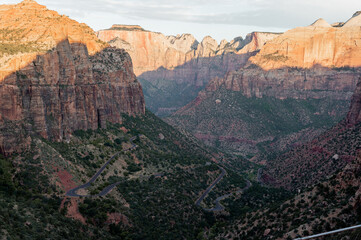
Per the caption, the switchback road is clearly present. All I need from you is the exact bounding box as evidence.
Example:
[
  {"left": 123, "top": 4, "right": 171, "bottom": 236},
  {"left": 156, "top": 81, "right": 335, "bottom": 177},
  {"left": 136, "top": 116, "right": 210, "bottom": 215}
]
[
  {"left": 66, "top": 136, "right": 138, "bottom": 197},
  {"left": 195, "top": 165, "right": 252, "bottom": 212},
  {"left": 195, "top": 166, "right": 226, "bottom": 206}
]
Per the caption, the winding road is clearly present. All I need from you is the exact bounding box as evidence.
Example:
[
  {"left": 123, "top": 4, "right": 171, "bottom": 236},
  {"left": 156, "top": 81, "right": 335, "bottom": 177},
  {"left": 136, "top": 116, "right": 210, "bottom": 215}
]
[
  {"left": 66, "top": 136, "right": 138, "bottom": 197},
  {"left": 203, "top": 180, "right": 251, "bottom": 211},
  {"left": 257, "top": 168, "right": 263, "bottom": 183},
  {"left": 195, "top": 165, "right": 252, "bottom": 211},
  {"left": 195, "top": 166, "right": 226, "bottom": 206}
]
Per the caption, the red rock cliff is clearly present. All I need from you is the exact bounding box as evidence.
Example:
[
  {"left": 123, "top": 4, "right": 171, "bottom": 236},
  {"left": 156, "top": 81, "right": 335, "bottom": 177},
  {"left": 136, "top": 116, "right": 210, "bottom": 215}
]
[{"left": 0, "top": 0, "right": 145, "bottom": 155}]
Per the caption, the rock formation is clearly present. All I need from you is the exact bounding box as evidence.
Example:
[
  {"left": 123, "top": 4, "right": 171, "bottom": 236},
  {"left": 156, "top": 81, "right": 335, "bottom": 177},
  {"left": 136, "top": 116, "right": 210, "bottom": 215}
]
[
  {"left": 0, "top": 1, "right": 145, "bottom": 155},
  {"left": 97, "top": 27, "right": 281, "bottom": 115},
  {"left": 310, "top": 18, "right": 332, "bottom": 27}
]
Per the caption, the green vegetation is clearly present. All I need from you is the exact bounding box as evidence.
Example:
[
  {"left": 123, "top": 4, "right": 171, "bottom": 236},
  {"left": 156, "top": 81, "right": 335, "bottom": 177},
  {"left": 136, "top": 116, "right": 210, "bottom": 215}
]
[
  {"left": 0, "top": 151, "right": 121, "bottom": 239},
  {"left": 2, "top": 107, "right": 355, "bottom": 239},
  {"left": 0, "top": 42, "right": 46, "bottom": 57},
  {"left": 167, "top": 88, "right": 349, "bottom": 156},
  {"left": 109, "top": 26, "right": 146, "bottom": 32},
  {"left": 0, "top": 110, "right": 252, "bottom": 239},
  {"left": 0, "top": 155, "right": 14, "bottom": 193},
  {"left": 263, "top": 51, "right": 289, "bottom": 62}
]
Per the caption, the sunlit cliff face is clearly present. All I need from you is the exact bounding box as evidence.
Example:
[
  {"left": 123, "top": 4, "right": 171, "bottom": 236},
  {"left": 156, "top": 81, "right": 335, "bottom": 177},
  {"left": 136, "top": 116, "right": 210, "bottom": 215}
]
[
  {"left": 250, "top": 16, "right": 361, "bottom": 71},
  {"left": 0, "top": 0, "right": 108, "bottom": 81}
]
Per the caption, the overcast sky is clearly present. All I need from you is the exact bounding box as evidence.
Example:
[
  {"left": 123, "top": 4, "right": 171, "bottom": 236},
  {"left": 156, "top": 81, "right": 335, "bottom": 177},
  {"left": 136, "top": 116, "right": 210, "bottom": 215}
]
[{"left": 2, "top": 0, "right": 360, "bottom": 42}]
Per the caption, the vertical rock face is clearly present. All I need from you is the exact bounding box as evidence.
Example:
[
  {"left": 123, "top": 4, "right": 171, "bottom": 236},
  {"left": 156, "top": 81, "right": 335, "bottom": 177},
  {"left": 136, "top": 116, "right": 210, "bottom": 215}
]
[
  {"left": 346, "top": 78, "right": 361, "bottom": 125},
  {"left": 0, "top": 1, "right": 145, "bottom": 155},
  {"left": 97, "top": 26, "right": 281, "bottom": 81},
  {"left": 179, "top": 12, "right": 361, "bottom": 101},
  {"left": 97, "top": 26, "right": 280, "bottom": 115}
]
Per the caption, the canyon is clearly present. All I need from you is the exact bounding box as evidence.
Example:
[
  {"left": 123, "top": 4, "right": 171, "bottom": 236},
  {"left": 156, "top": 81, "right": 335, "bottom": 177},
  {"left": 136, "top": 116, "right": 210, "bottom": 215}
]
[
  {"left": 2, "top": 1, "right": 361, "bottom": 239},
  {"left": 168, "top": 13, "right": 361, "bottom": 156}
]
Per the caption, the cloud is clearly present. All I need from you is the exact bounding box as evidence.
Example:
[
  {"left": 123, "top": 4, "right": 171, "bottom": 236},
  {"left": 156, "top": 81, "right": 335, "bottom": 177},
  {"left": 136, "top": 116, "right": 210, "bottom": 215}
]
[
  {"left": 3, "top": 0, "right": 358, "bottom": 28},
  {"left": 52, "top": 0, "right": 358, "bottom": 27}
]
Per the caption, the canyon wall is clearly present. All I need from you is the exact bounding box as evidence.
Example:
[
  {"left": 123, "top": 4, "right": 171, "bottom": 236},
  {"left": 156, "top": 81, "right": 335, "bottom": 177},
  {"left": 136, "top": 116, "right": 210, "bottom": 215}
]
[
  {"left": 193, "top": 15, "right": 361, "bottom": 101},
  {"left": 97, "top": 26, "right": 281, "bottom": 78},
  {"left": 97, "top": 27, "right": 281, "bottom": 115},
  {"left": 0, "top": 0, "right": 145, "bottom": 155}
]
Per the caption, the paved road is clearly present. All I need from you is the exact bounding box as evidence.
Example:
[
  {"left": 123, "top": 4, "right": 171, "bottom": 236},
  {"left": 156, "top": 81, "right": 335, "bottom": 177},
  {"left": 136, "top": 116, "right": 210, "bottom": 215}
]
[
  {"left": 203, "top": 180, "right": 251, "bottom": 211},
  {"left": 195, "top": 165, "right": 252, "bottom": 212},
  {"left": 257, "top": 168, "right": 263, "bottom": 183},
  {"left": 195, "top": 166, "right": 226, "bottom": 206},
  {"left": 66, "top": 136, "right": 138, "bottom": 197}
]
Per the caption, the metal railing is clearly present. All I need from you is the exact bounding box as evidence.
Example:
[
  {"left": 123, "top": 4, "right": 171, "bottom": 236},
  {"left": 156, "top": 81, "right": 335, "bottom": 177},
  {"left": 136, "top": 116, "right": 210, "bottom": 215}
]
[{"left": 294, "top": 224, "right": 361, "bottom": 240}]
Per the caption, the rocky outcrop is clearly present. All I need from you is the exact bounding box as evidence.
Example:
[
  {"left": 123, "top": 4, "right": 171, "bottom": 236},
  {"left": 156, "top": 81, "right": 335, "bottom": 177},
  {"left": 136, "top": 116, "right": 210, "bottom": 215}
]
[
  {"left": 0, "top": 1, "right": 145, "bottom": 155},
  {"left": 97, "top": 27, "right": 252, "bottom": 85},
  {"left": 238, "top": 32, "right": 282, "bottom": 54},
  {"left": 343, "top": 10, "right": 361, "bottom": 27}
]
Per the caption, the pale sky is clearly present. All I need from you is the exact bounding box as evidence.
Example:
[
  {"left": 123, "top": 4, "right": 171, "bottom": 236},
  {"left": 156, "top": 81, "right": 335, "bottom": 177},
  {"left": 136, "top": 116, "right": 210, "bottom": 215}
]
[{"left": 2, "top": 0, "right": 360, "bottom": 42}]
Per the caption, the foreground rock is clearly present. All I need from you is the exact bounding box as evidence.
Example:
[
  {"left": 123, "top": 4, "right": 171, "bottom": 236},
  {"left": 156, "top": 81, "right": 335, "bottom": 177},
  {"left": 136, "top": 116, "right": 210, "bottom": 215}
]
[{"left": 0, "top": 0, "right": 145, "bottom": 155}]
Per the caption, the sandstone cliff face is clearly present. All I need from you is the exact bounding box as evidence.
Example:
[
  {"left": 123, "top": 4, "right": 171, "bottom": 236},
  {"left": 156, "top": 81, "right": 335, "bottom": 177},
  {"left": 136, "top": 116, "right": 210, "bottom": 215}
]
[
  {"left": 177, "top": 13, "right": 361, "bottom": 103},
  {"left": 249, "top": 17, "right": 361, "bottom": 70},
  {"left": 0, "top": 1, "right": 145, "bottom": 155},
  {"left": 137, "top": 32, "right": 282, "bottom": 88},
  {"left": 97, "top": 27, "right": 280, "bottom": 115},
  {"left": 97, "top": 27, "right": 280, "bottom": 82}
]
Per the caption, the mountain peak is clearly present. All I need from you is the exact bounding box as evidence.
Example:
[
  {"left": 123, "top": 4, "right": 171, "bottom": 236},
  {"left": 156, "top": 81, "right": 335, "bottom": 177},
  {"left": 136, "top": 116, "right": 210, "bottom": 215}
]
[
  {"left": 0, "top": 0, "right": 106, "bottom": 56},
  {"left": 310, "top": 18, "right": 331, "bottom": 27},
  {"left": 22, "top": 0, "right": 37, "bottom": 3},
  {"left": 15, "top": 0, "right": 46, "bottom": 9},
  {"left": 19, "top": 0, "right": 42, "bottom": 6},
  {"left": 352, "top": 11, "right": 361, "bottom": 17},
  {"left": 343, "top": 11, "right": 361, "bottom": 27}
]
